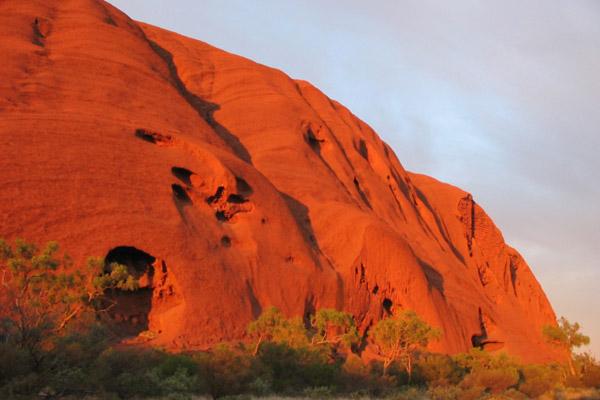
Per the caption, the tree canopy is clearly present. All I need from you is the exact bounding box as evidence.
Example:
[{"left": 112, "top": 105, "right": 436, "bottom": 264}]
[
  {"left": 0, "top": 238, "right": 137, "bottom": 366},
  {"left": 543, "top": 316, "right": 590, "bottom": 375},
  {"left": 372, "top": 309, "right": 441, "bottom": 379},
  {"left": 311, "top": 308, "right": 359, "bottom": 348}
]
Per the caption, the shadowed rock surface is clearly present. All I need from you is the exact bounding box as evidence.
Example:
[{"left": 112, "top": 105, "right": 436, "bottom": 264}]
[{"left": 0, "top": 0, "right": 561, "bottom": 362}]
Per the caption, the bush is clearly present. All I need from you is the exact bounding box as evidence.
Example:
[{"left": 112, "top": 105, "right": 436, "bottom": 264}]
[
  {"left": 257, "top": 342, "right": 340, "bottom": 393},
  {"left": 0, "top": 342, "right": 32, "bottom": 385},
  {"left": 461, "top": 366, "right": 519, "bottom": 394},
  {"left": 414, "top": 353, "right": 463, "bottom": 387},
  {"left": 93, "top": 347, "right": 205, "bottom": 398},
  {"left": 518, "top": 364, "right": 563, "bottom": 397},
  {"left": 194, "top": 344, "right": 259, "bottom": 398},
  {"left": 576, "top": 353, "right": 600, "bottom": 389}
]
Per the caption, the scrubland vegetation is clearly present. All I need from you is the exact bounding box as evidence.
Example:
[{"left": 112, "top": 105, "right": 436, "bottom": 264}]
[{"left": 1, "top": 239, "right": 599, "bottom": 399}]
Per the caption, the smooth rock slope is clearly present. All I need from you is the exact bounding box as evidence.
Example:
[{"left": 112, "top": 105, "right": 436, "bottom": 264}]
[{"left": 0, "top": 0, "right": 561, "bottom": 362}]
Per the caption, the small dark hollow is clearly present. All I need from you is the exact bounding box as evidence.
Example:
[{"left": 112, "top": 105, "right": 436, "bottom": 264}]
[
  {"left": 357, "top": 139, "right": 369, "bottom": 161},
  {"left": 471, "top": 334, "right": 485, "bottom": 349},
  {"left": 382, "top": 298, "right": 393, "bottom": 315},
  {"left": 285, "top": 255, "right": 294, "bottom": 263},
  {"left": 235, "top": 177, "right": 253, "bottom": 196},
  {"left": 104, "top": 15, "right": 117, "bottom": 26},
  {"left": 171, "top": 184, "right": 192, "bottom": 204},
  {"left": 207, "top": 186, "right": 225, "bottom": 204},
  {"left": 171, "top": 167, "right": 194, "bottom": 186},
  {"left": 227, "top": 193, "right": 247, "bottom": 204},
  {"left": 221, "top": 235, "right": 231, "bottom": 248},
  {"left": 261, "top": 217, "right": 268, "bottom": 224},
  {"left": 305, "top": 128, "right": 324, "bottom": 151},
  {"left": 215, "top": 210, "right": 228, "bottom": 221},
  {"left": 135, "top": 129, "right": 173, "bottom": 146},
  {"left": 372, "top": 285, "right": 379, "bottom": 295},
  {"left": 135, "top": 128, "right": 157, "bottom": 143}
]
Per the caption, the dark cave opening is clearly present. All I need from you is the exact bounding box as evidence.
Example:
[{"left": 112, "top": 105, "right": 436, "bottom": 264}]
[
  {"left": 382, "top": 298, "right": 393, "bottom": 315},
  {"left": 103, "top": 246, "right": 156, "bottom": 337},
  {"left": 172, "top": 183, "right": 192, "bottom": 204},
  {"left": 305, "top": 128, "right": 324, "bottom": 152},
  {"left": 171, "top": 166, "right": 194, "bottom": 186}
]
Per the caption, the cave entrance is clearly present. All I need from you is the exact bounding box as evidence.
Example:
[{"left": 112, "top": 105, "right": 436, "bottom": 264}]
[
  {"left": 103, "top": 246, "right": 156, "bottom": 337},
  {"left": 382, "top": 298, "right": 393, "bottom": 316}
]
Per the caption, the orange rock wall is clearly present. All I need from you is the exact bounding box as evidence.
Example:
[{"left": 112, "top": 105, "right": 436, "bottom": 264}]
[{"left": 0, "top": 0, "right": 561, "bottom": 362}]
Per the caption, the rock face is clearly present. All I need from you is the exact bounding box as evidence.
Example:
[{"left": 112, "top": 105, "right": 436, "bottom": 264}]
[{"left": 0, "top": 0, "right": 561, "bottom": 362}]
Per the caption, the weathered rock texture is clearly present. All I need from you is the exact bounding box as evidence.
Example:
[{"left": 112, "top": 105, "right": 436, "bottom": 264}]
[{"left": 0, "top": 0, "right": 561, "bottom": 362}]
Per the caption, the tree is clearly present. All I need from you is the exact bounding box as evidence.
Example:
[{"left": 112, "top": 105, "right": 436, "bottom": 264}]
[
  {"left": 543, "top": 316, "right": 590, "bottom": 376},
  {"left": 246, "top": 307, "right": 308, "bottom": 355},
  {"left": 371, "top": 309, "right": 441, "bottom": 380},
  {"left": 0, "top": 238, "right": 137, "bottom": 367},
  {"left": 310, "top": 308, "right": 359, "bottom": 348}
]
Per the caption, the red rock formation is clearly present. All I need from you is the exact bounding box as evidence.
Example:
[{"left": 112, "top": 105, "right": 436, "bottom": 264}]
[{"left": 0, "top": 0, "right": 561, "bottom": 362}]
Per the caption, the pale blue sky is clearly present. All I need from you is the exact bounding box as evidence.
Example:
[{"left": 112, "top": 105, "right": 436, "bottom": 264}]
[{"left": 109, "top": 0, "right": 600, "bottom": 357}]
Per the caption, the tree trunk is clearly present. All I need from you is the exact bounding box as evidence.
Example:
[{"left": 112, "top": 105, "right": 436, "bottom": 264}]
[
  {"left": 383, "top": 358, "right": 391, "bottom": 376},
  {"left": 252, "top": 334, "right": 263, "bottom": 356},
  {"left": 568, "top": 356, "right": 576, "bottom": 376}
]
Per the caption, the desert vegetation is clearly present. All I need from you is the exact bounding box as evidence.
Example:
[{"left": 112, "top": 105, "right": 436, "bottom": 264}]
[{"left": 1, "top": 239, "right": 599, "bottom": 399}]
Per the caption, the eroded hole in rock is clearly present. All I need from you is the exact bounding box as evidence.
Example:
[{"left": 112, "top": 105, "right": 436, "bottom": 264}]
[
  {"left": 171, "top": 167, "right": 194, "bottom": 185},
  {"left": 382, "top": 298, "right": 393, "bottom": 315},
  {"left": 103, "top": 247, "right": 156, "bottom": 337},
  {"left": 372, "top": 285, "right": 379, "bottom": 295},
  {"left": 104, "top": 15, "right": 117, "bottom": 26},
  {"left": 353, "top": 177, "right": 372, "bottom": 208},
  {"left": 215, "top": 210, "right": 227, "bottom": 221},
  {"left": 135, "top": 129, "right": 173, "bottom": 146},
  {"left": 206, "top": 186, "right": 253, "bottom": 222},
  {"left": 235, "top": 177, "right": 253, "bottom": 196},
  {"left": 221, "top": 235, "right": 231, "bottom": 247},
  {"left": 206, "top": 186, "right": 225, "bottom": 204},
  {"left": 356, "top": 139, "right": 369, "bottom": 161},
  {"left": 227, "top": 194, "right": 247, "bottom": 204},
  {"left": 171, "top": 184, "right": 192, "bottom": 204},
  {"left": 32, "top": 17, "right": 51, "bottom": 47},
  {"left": 305, "top": 127, "right": 324, "bottom": 152},
  {"left": 471, "top": 307, "right": 488, "bottom": 349}
]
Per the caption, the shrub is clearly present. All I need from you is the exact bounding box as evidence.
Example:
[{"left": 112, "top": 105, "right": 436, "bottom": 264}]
[
  {"left": 0, "top": 342, "right": 31, "bottom": 385},
  {"left": 257, "top": 342, "right": 339, "bottom": 393},
  {"left": 194, "top": 344, "right": 259, "bottom": 398},
  {"left": 518, "top": 364, "right": 563, "bottom": 397},
  {"left": 414, "top": 352, "right": 463, "bottom": 387},
  {"left": 454, "top": 349, "right": 519, "bottom": 394}
]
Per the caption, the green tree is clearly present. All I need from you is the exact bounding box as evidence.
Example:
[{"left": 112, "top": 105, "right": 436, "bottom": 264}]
[
  {"left": 247, "top": 306, "right": 308, "bottom": 355},
  {"left": 0, "top": 238, "right": 137, "bottom": 367},
  {"left": 311, "top": 308, "right": 359, "bottom": 348},
  {"left": 543, "top": 316, "right": 590, "bottom": 376},
  {"left": 371, "top": 309, "right": 441, "bottom": 380}
]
